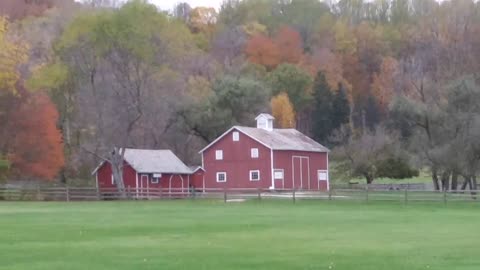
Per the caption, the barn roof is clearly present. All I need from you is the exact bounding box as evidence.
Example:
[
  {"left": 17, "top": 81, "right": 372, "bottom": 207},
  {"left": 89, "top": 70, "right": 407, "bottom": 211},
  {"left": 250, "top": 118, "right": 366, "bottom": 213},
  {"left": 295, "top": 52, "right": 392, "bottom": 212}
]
[
  {"left": 92, "top": 149, "right": 193, "bottom": 175},
  {"left": 199, "top": 126, "right": 330, "bottom": 153}
]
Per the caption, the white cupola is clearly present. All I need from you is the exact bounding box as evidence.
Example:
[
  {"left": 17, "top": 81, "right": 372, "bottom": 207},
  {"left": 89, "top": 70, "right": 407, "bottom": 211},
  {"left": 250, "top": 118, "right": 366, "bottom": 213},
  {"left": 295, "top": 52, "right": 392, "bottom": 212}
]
[{"left": 255, "top": 113, "right": 274, "bottom": 131}]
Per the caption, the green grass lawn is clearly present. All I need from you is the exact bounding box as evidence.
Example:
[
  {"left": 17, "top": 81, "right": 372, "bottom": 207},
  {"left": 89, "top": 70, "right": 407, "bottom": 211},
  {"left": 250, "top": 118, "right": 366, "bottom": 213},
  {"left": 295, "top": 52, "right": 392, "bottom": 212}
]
[{"left": 1, "top": 200, "right": 479, "bottom": 270}]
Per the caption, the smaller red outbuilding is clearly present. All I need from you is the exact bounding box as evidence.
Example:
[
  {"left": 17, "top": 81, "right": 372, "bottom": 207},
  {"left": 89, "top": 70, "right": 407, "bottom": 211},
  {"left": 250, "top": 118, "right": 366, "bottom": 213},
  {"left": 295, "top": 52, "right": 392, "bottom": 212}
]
[{"left": 92, "top": 149, "right": 203, "bottom": 196}]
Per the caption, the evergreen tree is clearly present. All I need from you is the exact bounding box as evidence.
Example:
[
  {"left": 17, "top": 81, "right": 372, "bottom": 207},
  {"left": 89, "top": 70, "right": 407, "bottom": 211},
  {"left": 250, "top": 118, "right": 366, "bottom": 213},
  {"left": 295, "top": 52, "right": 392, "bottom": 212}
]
[
  {"left": 364, "top": 94, "right": 381, "bottom": 131},
  {"left": 311, "top": 71, "right": 334, "bottom": 143},
  {"left": 331, "top": 82, "right": 350, "bottom": 131}
]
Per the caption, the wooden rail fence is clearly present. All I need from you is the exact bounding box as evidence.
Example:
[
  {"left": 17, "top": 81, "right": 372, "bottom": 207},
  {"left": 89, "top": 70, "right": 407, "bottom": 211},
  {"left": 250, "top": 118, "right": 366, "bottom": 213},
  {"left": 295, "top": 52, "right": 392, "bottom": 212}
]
[{"left": 0, "top": 186, "right": 479, "bottom": 203}]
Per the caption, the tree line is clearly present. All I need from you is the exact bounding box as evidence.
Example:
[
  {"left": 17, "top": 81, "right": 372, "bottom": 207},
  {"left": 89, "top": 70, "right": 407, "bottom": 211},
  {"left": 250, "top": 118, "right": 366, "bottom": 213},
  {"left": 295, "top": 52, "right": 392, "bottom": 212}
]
[{"left": 1, "top": 0, "right": 480, "bottom": 191}]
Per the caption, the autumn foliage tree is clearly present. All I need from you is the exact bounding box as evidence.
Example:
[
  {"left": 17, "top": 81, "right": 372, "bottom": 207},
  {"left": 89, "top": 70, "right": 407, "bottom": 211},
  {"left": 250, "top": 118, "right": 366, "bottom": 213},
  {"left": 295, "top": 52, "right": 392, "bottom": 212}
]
[
  {"left": 274, "top": 26, "right": 304, "bottom": 64},
  {"left": 245, "top": 26, "right": 304, "bottom": 70},
  {"left": 0, "top": 17, "right": 28, "bottom": 94},
  {"left": 9, "top": 92, "right": 64, "bottom": 180},
  {"left": 0, "top": 0, "right": 56, "bottom": 21},
  {"left": 271, "top": 92, "right": 296, "bottom": 128},
  {"left": 245, "top": 34, "right": 280, "bottom": 70}
]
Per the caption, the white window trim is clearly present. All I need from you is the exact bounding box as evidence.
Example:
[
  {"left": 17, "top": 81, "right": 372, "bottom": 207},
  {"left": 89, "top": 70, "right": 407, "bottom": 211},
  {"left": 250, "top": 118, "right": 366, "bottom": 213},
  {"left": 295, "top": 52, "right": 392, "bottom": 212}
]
[
  {"left": 111, "top": 174, "right": 114, "bottom": 185},
  {"left": 249, "top": 170, "right": 260, "bottom": 181},
  {"left": 273, "top": 169, "right": 284, "bottom": 180},
  {"left": 216, "top": 172, "right": 227, "bottom": 182},
  {"left": 215, "top": 150, "right": 223, "bottom": 160},
  {"left": 317, "top": 170, "right": 328, "bottom": 181},
  {"left": 151, "top": 177, "right": 159, "bottom": 184},
  {"left": 233, "top": 131, "right": 239, "bottom": 141},
  {"left": 251, "top": 148, "right": 259, "bottom": 159}
]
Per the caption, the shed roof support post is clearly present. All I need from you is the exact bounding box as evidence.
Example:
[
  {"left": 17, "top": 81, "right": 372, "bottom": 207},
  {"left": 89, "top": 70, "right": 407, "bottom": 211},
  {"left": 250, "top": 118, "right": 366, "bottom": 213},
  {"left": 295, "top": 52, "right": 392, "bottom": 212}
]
[
  {"left": 270, "top": 148, "right": 274, "bottom": 190},
  {"left": 66, "top": 187, "right": 70, "bottom": 202}
]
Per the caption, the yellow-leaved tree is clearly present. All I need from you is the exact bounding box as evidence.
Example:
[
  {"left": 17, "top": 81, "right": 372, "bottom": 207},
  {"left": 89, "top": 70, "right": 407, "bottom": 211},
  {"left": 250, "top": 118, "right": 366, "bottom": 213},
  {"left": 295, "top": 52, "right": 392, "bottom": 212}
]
[
  {"left": 271, "top": 92, "right": 296, "bottom": 128},
  {"left": 0, "top": 16, "right": 28, "bottom": 94}
]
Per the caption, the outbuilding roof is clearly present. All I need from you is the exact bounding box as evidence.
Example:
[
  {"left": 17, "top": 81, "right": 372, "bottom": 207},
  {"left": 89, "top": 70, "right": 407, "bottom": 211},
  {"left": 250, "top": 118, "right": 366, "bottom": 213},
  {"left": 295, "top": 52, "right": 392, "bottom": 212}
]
[
  {"left": 123, "top": 149, "right": 192, "bottom": 174},
  {"left": 199, "top": 126, "right": 330, "bottom": 153},
  {"left": 92, "top": 148, "right": 193, "bottom": 175}
]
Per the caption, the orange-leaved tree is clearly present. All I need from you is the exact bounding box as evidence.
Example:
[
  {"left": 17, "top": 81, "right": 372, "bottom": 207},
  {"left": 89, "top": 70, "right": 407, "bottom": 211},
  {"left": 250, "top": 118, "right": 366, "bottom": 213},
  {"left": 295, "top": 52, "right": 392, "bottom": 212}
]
[
  {"left": 271, "top": 92, "right": 296, "bottom": 128},
  {"left": 9, "top": 92, "right": 64, "bottom": 180},
  {"left": 274, "top": 26, "right": 303, "bottom": 65},
  {"left": 245, "top": 34, "right": 280, "bottom": 70}
]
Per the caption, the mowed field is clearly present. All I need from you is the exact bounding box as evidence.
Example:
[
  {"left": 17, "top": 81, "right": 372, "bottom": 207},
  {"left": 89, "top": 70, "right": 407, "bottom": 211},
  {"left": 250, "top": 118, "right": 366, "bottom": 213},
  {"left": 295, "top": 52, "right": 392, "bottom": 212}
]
[{"left": 1, "top": 200, "right": 480, "bottom": 270}]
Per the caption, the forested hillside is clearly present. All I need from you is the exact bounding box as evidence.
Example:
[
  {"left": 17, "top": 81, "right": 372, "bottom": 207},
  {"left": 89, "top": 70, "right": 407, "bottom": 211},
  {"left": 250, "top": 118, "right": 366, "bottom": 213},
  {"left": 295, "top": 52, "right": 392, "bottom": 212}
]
[{"left": 1, "top": 0, "right": 480, "bottom": 190}]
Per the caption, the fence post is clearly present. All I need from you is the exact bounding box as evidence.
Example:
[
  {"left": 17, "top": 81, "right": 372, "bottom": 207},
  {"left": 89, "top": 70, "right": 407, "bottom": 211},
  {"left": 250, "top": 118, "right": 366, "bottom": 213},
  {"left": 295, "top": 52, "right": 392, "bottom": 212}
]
[
  {"left": 257, "top": 188, "right": 261, "bottom": 201},
  {"left": 65, "top": 187, "right": 70, "bottom": 202},
  {"left": 444, "top": 189, "right": 447, "bottom": 205},
  {"left": 224, "top": 189, "right": 227, "bottom": 203},
  {"left": 36, "top": 186, "right": 41, "bottom": 201},
  {"left": 293, "top": 189, "right": 296, "bottom": 204},
  {"left": 365, "top": 185, "right": 369, "bottom": 203},
  {"left": 147, "top": 185, "right": 150, "bottom": 200},
  {"left": 96, "top": 186, "right": 101, "bottom": 201},
  {"left": 404, "top": 188, "right": 408, "bottom": 205},
  {"left": 328, "top": 188, "right": 332, "bottom": 201},
  {"left": 159, "top": 187, "right": 162, "bottom": 199},
  {"left": 127, "top": 186, "right": 131, "bottom": 200}
]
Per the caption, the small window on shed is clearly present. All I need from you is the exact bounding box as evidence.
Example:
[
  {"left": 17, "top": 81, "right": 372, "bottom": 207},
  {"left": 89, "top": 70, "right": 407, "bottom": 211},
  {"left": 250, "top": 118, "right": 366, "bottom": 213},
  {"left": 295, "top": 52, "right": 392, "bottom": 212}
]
[
  {"left": 251, "top": 148, "right": 259, "bottom": 158},
  {"left": 216, "top": 172, "right": 227, "bottom": 182},
  {"left": 215, "top": 150, "right": 223, "bottom": 160},
  {"left": 151, "top": 173, "right": 161, "bottom": 184},
  {"left": 233, "top": 131, "right": 239, "bottom": 141}
]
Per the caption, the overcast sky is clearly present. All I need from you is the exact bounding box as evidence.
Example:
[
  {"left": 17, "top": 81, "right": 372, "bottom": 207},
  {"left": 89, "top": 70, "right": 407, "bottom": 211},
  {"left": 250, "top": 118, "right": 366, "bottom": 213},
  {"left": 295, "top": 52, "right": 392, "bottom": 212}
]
[{"left": 150, "top": 0, "right": 223, "bottom": 11}]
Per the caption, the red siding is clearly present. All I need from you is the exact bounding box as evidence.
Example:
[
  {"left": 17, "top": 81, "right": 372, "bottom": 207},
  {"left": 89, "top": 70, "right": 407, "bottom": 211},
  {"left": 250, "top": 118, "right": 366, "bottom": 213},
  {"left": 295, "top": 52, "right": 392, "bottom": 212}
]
[
  {"left": 273, "top": 150, "right": 328, "bottom": 190},
  {"left": 97, "top": 161, "right": 137, "bottom": 190},
  {"left": 96, "top": 162, "right": 191, "bottom": 193},
  {"left": 137, "top": 173, "right": 189, "bottom": 190},
  {"left": 203, "top": 129, "right": 272, "bottom": 189},
  {"left": 190, "top": 169, "right": 205, "bottom": 190}
]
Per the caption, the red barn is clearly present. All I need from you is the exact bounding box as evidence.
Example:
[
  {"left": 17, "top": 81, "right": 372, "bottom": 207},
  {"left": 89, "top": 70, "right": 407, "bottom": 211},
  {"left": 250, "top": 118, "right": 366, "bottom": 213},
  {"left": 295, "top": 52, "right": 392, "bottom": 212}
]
[
  {"left": 92, "top": 149, "right": 202, "bottom": 196},
  {"left": 200, "top": 114, "right": 330, "bottom": 191}
]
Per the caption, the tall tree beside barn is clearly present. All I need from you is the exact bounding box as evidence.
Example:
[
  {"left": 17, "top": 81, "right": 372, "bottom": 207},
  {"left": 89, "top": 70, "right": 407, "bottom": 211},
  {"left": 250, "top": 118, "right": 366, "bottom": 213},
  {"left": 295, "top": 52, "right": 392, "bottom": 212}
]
[
  {"left": 311, "top": 71, "right": 334, "bottom": 144},
  {"left": 331, "top": 83, "right": 350, "bottom": 137},
  {"left": 267, "top": 64, "right": 313, "bottom": 114},
  {"left": 9, "top": 92, "right": 64, "bottom": 180},
  {"left": 271, "top": 92, "right": 296, "bottom": 128},
  {"left": 50, "top": 1, "right": 197, "bottom": 193},
  {"left": 179, "top": 75, "right": 270, "bottom": 143}
]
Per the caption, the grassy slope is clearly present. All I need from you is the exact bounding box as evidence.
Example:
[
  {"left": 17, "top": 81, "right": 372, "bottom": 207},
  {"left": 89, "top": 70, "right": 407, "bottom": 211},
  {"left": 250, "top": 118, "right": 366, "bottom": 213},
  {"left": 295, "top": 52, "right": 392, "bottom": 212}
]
[{"left": 0, "top": 200, "right": 479, "bottom": 270}]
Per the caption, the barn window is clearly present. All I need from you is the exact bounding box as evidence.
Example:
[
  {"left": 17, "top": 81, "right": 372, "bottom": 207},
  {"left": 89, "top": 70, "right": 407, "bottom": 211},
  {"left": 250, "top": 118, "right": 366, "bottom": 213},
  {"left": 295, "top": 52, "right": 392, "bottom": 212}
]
[
  {"left": 215, "top": 150, "right": 223, "bottom": 160},
  {"left": 151, "top": 173, "right": 161, "bottom": 184},
  {"left": 251, "top": 148, "right": 259, "bottom": 158},
  {"left": 232, "top": 131, "right": 239, "bottom": 141},
  {"left": 250, "top": 170, "right": 260, "bottom": 181},
  {"left": 274, "top": 169, "right": 284, "bottom": 180},
  {"left": 216, "top": 172, "right": 227, "bottom": 182},
  {"left": 318, "top": 170, "right": 328, "bottom": 181}
]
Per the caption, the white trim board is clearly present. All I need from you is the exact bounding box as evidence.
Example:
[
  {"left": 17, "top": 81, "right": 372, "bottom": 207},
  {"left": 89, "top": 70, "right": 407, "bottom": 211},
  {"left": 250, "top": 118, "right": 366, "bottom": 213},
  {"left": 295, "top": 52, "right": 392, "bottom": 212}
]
[{"left": 199, "top": 126, "right": 271, "bottom": 153}]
